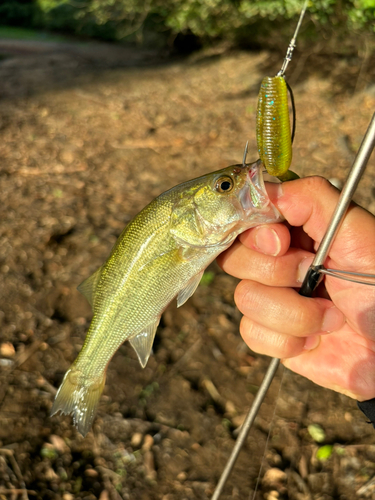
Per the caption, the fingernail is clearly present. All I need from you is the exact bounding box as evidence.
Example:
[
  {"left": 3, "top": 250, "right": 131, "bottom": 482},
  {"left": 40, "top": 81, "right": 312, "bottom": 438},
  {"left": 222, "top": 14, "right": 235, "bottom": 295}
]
[
  {"left": 322, "top": 306, "right": 345, "bottom": 332},
  {"left": 255, "top": 227, "right": 281, "bottom": 256},
  {"left": 276, "top": 183, "right": 284, "bottom": 199},
  {"left": 297, "top": 257, "right": 314, "bottom": 283},
  {"left": 304, "top": 336, "right": 320, "bottom": 351}
]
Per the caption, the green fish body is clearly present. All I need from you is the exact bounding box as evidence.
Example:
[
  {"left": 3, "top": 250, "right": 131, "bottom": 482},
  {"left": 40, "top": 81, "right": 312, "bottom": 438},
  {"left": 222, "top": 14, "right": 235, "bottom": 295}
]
[{"left": 51, "top": 160, "right": 281, "bottom": 435}]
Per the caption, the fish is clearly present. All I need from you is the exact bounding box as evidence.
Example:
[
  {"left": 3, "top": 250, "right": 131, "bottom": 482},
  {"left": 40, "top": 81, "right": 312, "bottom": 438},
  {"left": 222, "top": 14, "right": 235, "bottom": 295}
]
[{"left": 51, "top": 159, "right": 282, "bottom": 436}]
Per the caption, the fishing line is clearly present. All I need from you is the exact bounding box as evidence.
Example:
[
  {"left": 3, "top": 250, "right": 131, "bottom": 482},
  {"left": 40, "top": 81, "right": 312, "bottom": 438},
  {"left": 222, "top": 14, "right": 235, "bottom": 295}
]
[
  {"left": 276, "top": 0, "right": 307, "bottom": 148},
  {"left": 250, "top": 365, "right": 287, "bottom": 500},
  {"left": 212, "top": 5, "right": 309, "bottom": 498},
  {"left": 319, "top": 268, "right": 375, "bottom": 286},
  {"left": 277, "top": 0, "right": 308, "bottom": 78}
]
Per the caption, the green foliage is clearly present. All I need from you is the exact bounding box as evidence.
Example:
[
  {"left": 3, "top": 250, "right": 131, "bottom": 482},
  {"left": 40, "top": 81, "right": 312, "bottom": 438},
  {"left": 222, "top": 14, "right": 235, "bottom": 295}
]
[
  {"left": 37, "top": 0, "right": 119, "bottom": 40},
  {"left": 139, "top": 381, "right": 159, "bottom": 399},
  {"left": 335, "top": 445, "right": 346, "bottom": 455},
  {"left": 0, "top": 26, "right": 66, "bottom": 41},
  {"left": 62, "top": 0, "right": 375, "bottom": 39},
  {"left": 0, "top": 0, "right": 373, "bottom": 46},
  {"left": 40, "top": 445, "right": 58, "bottom": 460},
  {"left": 316, "top": 444, "right": 333, "bottom": 461},
  {"left": 307, "top": 423, "right": 326, "bottom": 443},
  {"left": 200, "top": 270, "right": 215, "bottom": 286}
]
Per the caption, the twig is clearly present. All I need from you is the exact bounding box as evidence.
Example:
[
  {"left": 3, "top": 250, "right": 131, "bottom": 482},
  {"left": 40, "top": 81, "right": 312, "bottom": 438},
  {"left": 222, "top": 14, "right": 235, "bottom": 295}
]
[
  {"left": 0, "top": 489, "right": 36, "bottom": 496},
  {"left": 36, "top": 373, "right": 57, "bottom": 396},
  {"left": 202, "top": 379, "right": 225, "bottom": 407},
  {"left": 96, "top": 466, "right": 122, "bottom": 500},
  {"left": 357, "top": 475, "right": 375, "bottom": 496},
  {"left": 0, "top": 449, "right": 29, "bottom": 500},
  {"left": 13, "top": 340, "right": 43, "bottom": 370},
  {"left": 354, "top": 36, "right": 371, "bottom": 94},
  {"left": 288, "top": 470, "right": 312, "bottom": 500}
]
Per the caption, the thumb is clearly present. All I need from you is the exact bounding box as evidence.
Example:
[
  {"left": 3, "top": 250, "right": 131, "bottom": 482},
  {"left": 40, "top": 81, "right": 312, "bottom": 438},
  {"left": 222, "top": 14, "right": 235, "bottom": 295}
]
[
  {"left": 265, "top": 176, "right": 340, "bottom": 243},
  {"left": 238, "top": 224, "right": 290, "bottom": 256}
]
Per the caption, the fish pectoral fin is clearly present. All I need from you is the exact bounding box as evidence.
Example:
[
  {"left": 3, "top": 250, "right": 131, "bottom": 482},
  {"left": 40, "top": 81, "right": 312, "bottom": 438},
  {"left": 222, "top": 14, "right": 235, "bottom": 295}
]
[
  {"left": 77, "top": 266, "right": 102, "bottom": 308},
  {"left": 177, "top": 271, "right": 204, "bottom": 308},
  {"left": 130, "top": 319, "right": 160, "bottom": 368}
]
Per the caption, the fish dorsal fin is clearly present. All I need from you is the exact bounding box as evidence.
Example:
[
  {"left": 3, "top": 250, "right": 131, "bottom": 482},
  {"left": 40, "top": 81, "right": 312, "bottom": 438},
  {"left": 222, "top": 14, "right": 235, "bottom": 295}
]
[
  {"left": 129, "top": 319, "right": 160, "bottom": 368},
  {"left": 77, "top": 266, "right": 102, "bottom": 308},
  {"left": 177, "top": 271, "right": 204, "bottom": 308}
]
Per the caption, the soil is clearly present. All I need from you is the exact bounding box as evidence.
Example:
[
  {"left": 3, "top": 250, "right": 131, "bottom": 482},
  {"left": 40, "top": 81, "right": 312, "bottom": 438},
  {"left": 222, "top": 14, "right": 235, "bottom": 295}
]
[{"left": 0, "top": 37, "right": 375, "bottom": 500}]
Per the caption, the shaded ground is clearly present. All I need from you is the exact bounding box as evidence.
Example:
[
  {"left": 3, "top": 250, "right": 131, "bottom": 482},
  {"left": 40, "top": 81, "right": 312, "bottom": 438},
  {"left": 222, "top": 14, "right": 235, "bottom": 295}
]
[{"left": 0, "top": 37, "right": 375, "bottom": 500}]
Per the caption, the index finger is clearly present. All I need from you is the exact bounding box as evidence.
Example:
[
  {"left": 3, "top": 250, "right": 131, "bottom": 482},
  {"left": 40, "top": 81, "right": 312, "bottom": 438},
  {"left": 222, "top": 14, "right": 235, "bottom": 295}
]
[{"left": 266, "top": 176, "right": 375, "bottom": 272}]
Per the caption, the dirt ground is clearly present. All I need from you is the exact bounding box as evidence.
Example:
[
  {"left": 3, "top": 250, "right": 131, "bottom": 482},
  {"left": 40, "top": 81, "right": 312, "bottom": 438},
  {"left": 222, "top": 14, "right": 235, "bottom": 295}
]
[{"left": 0, "top": 37, "right": 375, "bottom": 500}]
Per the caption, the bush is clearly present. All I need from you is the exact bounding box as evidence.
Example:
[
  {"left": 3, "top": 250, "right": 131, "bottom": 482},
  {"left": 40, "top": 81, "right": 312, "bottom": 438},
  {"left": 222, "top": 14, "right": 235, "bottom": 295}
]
[
  {"left": 1, "top": 0, "right": 374, "bottom": 48},
  {"left": 0, "top": 1, "right": 36, "bottom": 27}
]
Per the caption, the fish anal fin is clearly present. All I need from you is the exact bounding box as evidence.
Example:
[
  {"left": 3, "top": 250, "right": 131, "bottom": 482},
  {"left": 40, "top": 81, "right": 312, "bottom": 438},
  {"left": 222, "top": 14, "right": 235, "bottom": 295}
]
[
  {"left": 77, "top": 266, "right": 102, "bottom": 308},
  {"left": 51, "top": 366, "right": 106, "bottom": 437},
  {"left": 177, "top": 271, "right": 204, "bottom": 308},
  {"left": 130, "top": 319, "right": 159, "bottom": 368}
]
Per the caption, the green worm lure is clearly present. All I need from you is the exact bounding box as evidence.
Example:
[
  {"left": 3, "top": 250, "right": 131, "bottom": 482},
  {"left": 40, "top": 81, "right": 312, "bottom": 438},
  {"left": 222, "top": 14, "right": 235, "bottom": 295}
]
[
  {"left": 256, "top": 75, "right": 297, "bottom": 181},
  {"left": 255, "top": 1, "right": 307, "bottom": 182}
]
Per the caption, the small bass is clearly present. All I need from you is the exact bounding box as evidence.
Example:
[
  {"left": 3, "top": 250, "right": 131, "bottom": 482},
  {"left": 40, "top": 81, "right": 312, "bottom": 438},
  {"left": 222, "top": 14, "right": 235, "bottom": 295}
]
[{"left": 51, "top": 160, "right": 281, "bottom": 435}]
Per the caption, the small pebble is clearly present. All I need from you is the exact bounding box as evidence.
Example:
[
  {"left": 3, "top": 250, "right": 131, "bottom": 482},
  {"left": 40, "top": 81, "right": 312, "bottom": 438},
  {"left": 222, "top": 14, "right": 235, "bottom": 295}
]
[
  {"left": 177, "top": 471, "right": 187, "bottom": 482},
  {"left": 50, "top": 434, "right": 69, "bottom": 453},
  {"left": 131, "top": 432, "right": 143, "bottom": 448},
  {"left": 225, "top": 400, "right": 236, "bottom": 416},
  {"left": 232, "top": 414, "right": 246, "bottom": 428},
  {"left": 0, "top": 342, "right": 15, "bottom": 358},
  {"left": 265, "top": 491, "right": 279, "bottom": 500},
  {"left": 85, "top": 468, "right": 99, "bottom": 478},
  {"left": 45, "top": 466, "right": 58, "bottom": 481},
  {"left": 262, "top": 468, "right": 287, "bottom": 487},
  {"left": 0, "top": 359, "right": 13, "bottom": 367}
]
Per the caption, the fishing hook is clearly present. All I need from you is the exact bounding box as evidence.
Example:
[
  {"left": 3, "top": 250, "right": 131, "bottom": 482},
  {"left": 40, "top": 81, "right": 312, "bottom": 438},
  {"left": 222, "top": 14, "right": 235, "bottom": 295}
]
[
  {"left": 211, "top": 112, "right": 375, "bottom": 500},
  {"left": 242, "top": 140, "right": 249, "bottom": 167}
]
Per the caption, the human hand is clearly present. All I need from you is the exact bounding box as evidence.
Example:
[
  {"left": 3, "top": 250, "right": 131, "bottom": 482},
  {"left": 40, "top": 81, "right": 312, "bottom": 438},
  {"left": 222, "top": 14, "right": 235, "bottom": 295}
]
[{"left": 217, "top": 177, "right": 375, "bottom": 401}]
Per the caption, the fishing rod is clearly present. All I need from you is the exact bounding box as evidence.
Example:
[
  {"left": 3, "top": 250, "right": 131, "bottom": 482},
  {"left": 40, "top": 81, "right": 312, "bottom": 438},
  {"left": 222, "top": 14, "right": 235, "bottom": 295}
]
[{"left": 212, "top": 111, "right": 375, "bottom": 500}]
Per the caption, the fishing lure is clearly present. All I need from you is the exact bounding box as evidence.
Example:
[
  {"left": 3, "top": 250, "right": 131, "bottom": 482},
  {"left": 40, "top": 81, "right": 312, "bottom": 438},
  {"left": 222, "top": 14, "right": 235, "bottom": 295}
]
[
  {"left": 256, "top": 75, "right": 297, "bottom": 180},
  {"left": 255, "top": 1, "right": 306, "bottom": 182}
]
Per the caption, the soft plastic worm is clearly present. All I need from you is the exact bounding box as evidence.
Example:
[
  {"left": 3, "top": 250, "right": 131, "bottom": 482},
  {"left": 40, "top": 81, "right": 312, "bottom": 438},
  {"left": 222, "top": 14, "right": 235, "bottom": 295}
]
[{"left": 256, "top": 76, "right": 297, "bottom": 181}]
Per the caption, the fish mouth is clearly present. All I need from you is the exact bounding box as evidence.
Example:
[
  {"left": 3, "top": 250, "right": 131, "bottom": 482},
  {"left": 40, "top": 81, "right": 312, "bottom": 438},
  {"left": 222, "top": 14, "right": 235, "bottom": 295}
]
[{"left": 239, "top": 160, "right": 283, "bottom": 222}]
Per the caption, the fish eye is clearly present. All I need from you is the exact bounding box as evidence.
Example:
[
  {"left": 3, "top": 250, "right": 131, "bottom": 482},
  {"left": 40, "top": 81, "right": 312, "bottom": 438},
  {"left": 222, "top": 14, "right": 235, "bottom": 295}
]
[{"left": 215, "top": 176, "right": 234, "bottom": 193}]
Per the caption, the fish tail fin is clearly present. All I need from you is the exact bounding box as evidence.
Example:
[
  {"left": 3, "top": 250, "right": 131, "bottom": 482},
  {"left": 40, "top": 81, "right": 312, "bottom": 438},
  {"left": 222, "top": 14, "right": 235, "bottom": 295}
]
[{"left": 51, "top": 366, "right": 106, "bottom": 437}]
